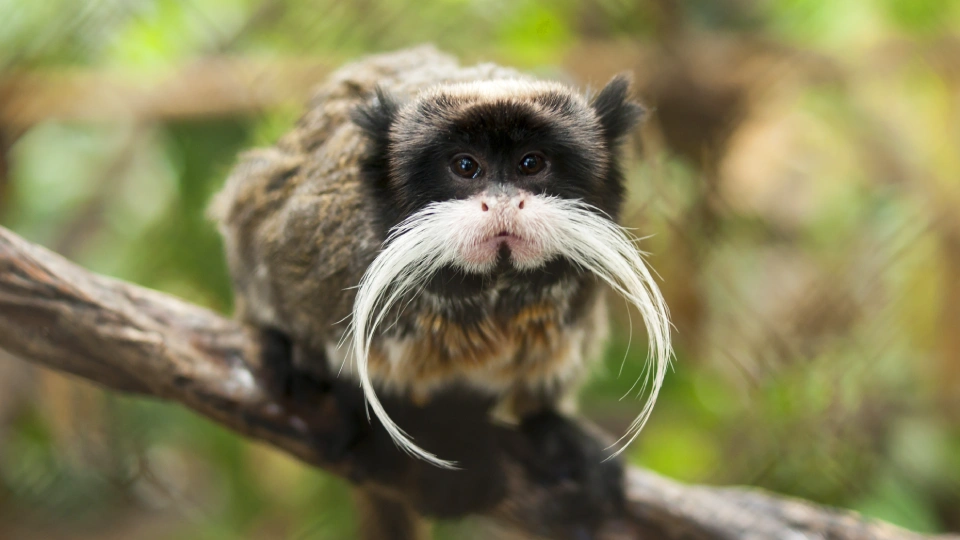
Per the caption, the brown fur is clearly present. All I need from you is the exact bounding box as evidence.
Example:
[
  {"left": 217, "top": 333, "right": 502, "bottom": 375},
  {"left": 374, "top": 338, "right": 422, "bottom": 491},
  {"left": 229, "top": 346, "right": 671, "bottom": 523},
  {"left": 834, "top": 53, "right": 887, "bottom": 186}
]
[{"left": 362, "top": 289, "right": 607, "bottom": 405}]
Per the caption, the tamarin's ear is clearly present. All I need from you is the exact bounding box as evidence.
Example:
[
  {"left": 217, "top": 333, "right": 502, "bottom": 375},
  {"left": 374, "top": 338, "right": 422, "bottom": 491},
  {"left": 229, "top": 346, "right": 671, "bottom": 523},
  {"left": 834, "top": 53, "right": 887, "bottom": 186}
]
[
  {"left": 353, "top": 88, "right": 400, "bottom": 201},
  {"left": 590, "top": 73, "right": 645, "bottom": 145},
  {"left": 352, "top": 87, "right": 400, "bottom": 140}
]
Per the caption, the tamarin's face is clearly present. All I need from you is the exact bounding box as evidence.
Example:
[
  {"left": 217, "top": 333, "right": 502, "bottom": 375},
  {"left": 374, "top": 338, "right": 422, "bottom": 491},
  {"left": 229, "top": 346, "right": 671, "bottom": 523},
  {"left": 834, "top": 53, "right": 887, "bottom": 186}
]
[
  {"left": 355, "top": 77, "right": 642, "bottom": 280},
  {"left": 350, "top": 77, "right": 672, "bottom": 467}
]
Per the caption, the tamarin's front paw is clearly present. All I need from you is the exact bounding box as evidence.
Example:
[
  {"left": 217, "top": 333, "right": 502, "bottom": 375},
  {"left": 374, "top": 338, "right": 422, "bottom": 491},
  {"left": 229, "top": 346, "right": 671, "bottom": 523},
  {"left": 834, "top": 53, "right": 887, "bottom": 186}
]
[
  {"left": 519, "top": 411, "right": 626, "bottom": 534},
  {"left": 256, "top": 329, "right": 365, "bottom": 467}
]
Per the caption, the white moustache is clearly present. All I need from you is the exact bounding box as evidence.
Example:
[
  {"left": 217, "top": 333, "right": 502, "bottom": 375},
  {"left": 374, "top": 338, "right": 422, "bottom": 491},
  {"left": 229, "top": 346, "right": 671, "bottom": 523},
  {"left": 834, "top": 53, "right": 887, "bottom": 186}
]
[{"left": 344, "top": 193, "right": 672, "bottom": 468}]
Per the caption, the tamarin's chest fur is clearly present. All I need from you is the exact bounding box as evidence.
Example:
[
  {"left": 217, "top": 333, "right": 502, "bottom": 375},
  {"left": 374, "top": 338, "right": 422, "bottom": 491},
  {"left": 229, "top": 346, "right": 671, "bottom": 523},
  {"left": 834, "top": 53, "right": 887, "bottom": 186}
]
[{"left": 343, "top": 275, "right": 610, "bottom": 403}]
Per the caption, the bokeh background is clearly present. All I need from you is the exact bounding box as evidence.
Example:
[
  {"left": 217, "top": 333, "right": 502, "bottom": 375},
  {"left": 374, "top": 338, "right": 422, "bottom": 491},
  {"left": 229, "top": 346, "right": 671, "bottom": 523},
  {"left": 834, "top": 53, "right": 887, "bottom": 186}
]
[{"left": 1, "top": 0, "right": 959, "bottom": 538}]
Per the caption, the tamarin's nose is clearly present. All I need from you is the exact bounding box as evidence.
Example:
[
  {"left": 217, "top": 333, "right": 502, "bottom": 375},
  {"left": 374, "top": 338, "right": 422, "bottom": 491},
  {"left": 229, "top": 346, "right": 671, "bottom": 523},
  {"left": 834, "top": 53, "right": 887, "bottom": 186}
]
[{"left": 480, "top": 194, "right": 526, "bottom": 212}]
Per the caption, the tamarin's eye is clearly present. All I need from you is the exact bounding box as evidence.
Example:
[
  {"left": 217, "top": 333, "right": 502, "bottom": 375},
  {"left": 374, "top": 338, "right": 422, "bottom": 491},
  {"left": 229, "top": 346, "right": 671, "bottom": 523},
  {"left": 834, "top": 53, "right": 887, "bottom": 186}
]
[
  {"left": 451, "top": 155, "right": 481, "bottom": 179},
  {"left": 518, "top": 153, "right": 546, "bottom": 175}
]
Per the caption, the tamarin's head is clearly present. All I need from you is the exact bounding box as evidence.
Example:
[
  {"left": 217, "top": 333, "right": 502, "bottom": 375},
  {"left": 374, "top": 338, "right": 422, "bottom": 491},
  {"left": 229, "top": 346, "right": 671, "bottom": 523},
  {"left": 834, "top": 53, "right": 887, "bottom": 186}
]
[
  {"left": 354, "top": 76, "right": 642, "bottom": 276},
  {"left": 348, "top": 77, "right": 673, "bottom": 468}
]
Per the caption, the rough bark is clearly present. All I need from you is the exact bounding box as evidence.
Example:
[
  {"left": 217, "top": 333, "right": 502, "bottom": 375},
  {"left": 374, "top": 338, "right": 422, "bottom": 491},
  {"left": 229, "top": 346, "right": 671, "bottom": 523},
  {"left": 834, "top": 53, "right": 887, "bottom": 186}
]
[{"left": 0, "top": 225, "right": 954, "bottom": 540}]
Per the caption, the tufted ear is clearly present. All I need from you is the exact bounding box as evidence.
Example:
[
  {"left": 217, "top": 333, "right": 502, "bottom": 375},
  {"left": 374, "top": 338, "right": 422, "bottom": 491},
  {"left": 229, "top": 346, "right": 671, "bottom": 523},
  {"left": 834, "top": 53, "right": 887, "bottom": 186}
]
[
  {"left": 352, "top": 86, "right": 401, "bottom": 141},
  {"left": 590, "top": 73, "right": 645, "bottom": 145},
  {"left": 352, "top": 87, "right": 401, "bottom": 199}
]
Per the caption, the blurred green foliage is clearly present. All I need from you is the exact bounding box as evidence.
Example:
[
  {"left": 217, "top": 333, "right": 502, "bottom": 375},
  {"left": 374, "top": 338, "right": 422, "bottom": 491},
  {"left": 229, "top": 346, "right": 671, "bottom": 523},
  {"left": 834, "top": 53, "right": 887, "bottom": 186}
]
[{"left": 1, "top": 0, "right": 960, "bottom": 538}]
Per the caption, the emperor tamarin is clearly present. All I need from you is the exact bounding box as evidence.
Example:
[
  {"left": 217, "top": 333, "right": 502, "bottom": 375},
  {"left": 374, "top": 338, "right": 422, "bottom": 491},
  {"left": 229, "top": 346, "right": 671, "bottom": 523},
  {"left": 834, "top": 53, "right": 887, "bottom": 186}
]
[{"left": 211, "top": 46, "right": 672, "bottom": 475}]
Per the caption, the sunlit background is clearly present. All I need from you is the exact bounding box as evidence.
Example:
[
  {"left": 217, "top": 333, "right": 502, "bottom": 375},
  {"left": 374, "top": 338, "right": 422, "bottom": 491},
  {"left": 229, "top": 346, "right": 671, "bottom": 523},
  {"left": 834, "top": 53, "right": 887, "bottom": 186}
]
[{"left": 1, "top": 0, "right": 959, "bottom": 538}]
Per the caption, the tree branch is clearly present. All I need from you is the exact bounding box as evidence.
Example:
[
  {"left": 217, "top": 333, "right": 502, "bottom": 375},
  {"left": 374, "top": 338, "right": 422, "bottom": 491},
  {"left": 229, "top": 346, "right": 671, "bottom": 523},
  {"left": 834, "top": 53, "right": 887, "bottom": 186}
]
[{"left": 0, "top": 225, "right": 954, "bottom": 540}]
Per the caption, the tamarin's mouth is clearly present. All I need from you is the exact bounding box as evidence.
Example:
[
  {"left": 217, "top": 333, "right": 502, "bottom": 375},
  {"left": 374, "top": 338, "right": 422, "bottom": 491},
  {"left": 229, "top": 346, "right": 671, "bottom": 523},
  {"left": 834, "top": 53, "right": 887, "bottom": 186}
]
[
  {"left": 473, "top": 232, "right": 528, "bottom": 263},
  {"left": 493, "top": 231, "right": 523, "bottom": 241}
]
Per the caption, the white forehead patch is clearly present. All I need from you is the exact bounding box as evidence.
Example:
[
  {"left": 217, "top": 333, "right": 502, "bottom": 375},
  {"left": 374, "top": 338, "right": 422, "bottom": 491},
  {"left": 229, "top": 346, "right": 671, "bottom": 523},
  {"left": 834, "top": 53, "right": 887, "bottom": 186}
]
[{"left": 420, "top": 78, "right": 587, "bottom": 105}]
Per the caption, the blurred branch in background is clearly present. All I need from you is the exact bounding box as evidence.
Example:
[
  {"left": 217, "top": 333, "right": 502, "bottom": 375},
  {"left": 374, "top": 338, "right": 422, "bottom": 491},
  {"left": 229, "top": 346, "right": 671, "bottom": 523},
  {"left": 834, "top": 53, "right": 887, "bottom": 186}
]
[
  {"left": 1, "top": 224, "right": 956, "bottom": 540},
  {"left": 0, "top": 58, "right": 331, "bottom": 130}
]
